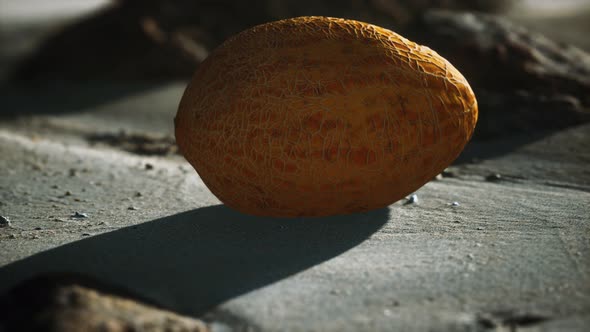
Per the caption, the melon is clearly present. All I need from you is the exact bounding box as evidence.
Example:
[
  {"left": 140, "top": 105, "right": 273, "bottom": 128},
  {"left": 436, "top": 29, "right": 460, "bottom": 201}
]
[{"left": 175, "top": 16, "right": 478, "bottom": 217}]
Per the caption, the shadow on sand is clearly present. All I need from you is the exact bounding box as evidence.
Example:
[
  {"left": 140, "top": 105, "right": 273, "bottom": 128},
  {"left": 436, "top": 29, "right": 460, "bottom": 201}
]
[
  {"left": 0, "top": 81, "right": 166, "bottom": 118},
  {"left": 0, "top": 205, "right": 388, "bottom": 316}
]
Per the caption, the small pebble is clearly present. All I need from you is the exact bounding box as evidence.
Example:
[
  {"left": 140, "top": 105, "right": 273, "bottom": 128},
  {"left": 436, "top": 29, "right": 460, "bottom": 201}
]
[
  {"left": 34, "top": 227, "right": 42, "bottom": 230},
  {"left": 476, "top": 226, "right": 485, "bottom": 230},
  {"left": 145, "top": 163, "right": 154, "bottom": 170},
  {"left": 404, "top": 194, "right": 418, "bottom": 205},
  {"left": 485, "top": 173, "right": 502, "bottom": 182},
  {"left": 467, "top": 253, "right": 474, "bottom": 260},
  {"left": 69, "top": 168, "right": 77, "bottom": 177},
  {"left": 8, "top": 234, "right": 16, "bottom": 239},
  {"left": 64, "top": 191, "right": 72, "bottom": 196},
  {"left": 451, "top": 201, "right": 460, "bottom": 207},
  {"left": 0, "top": 216, "right": 10, "bottom": 228},
  {"left": 71, "top": 212, "right": 88, "bottom": 219},
  {"left": 441, "top": 169, "right": 456, "bottom": 178},
  {"left": 128, "top": 206, "right": 138, "bottom": 211},
  {"left": 135, "top": 191, "right": 142, "bottom": 197},
  {"left": 82, "top": 233, "right": 91, "bottom": 237}
]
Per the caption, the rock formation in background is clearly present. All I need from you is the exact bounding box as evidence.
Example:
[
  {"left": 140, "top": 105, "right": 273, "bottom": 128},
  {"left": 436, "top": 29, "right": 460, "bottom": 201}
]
[
  {"left": 8, "top": 0, "right": 590, "bottom": 137},
  {"left": 405, "top": 10, "right": 590, "bottom": 138},
  {"left": 10, "top": 0, "right": 515, "bottom": 81}
]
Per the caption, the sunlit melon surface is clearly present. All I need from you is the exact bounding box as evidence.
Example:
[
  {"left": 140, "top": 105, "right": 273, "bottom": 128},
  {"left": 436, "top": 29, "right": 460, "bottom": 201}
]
[{"left": 175, "top": 16, "right": 478, "bottom": 217}]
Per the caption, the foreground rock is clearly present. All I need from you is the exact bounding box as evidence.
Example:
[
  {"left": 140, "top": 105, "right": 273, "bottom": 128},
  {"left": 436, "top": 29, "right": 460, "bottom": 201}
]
[
  {"left": 406, "top": 10, "right": 590, "bottom": 138},
  {"left": 0, "top": 274, "right": 208, "bottom": 332}
]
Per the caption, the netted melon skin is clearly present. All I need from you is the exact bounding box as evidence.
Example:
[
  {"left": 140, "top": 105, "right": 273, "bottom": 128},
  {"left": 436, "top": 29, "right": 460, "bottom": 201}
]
[{"left": 175, "top": 16, "right": 477, "bottom": 217}]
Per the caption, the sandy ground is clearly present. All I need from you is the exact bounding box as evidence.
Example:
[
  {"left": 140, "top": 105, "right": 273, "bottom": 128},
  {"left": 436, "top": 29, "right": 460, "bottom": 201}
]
[
  {"left": 0, "top": 81, "right": 589, "bottom": 331},
  {"left": 0, "top": 1, "right": 589, "bottom": 331}
]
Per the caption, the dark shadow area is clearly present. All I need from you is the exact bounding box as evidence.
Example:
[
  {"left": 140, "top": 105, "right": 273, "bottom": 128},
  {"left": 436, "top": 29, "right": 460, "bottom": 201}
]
[
  {"left": 7, "top": 1, "right": 509, "bottom": 83},
  {"left": 0, "top": 205, "right": 388, "bottom": 316},
  {"left": 0, "top": 81, "right": 166, "bottom": 118},
  {"left": 453, "top": 130, "right": 549, "bottom": 165}
]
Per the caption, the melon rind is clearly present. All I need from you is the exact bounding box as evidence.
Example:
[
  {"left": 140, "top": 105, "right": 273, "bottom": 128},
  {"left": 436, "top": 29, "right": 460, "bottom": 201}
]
[{"left": 175, "top": 16, "right": 478, "bottom": 217}]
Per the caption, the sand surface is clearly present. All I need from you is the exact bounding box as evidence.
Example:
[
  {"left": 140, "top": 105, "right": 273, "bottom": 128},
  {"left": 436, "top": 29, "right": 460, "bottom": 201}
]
[
  {"left": 0, "top": 81, "right": 589, "bottom": 331},
  {"left": 0, "top": 1, "right": 589, "bottom": 330}
]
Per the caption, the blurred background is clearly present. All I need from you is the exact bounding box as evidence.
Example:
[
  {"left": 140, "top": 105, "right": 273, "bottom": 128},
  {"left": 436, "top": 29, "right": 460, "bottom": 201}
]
[{"left": 0, "top": 0, "right": 589, "bottom": 141}]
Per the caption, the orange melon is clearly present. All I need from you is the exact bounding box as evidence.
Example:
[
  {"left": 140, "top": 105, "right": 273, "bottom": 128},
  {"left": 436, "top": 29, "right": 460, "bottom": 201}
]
[{"left": 175, "top": 16, "right": 478, "bottom": 217}]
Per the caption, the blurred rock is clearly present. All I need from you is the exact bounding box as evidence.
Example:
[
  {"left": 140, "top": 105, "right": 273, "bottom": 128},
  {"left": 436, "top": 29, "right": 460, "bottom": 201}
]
[
  {"left": 9, "top": 1, "right": 206, "bottom": 81},
  {"left": 369, "top": 0, "right": 513, "bottom": 25},
  {"left": 474, "top": 91, "right": 587, "bottom": 138},
  {"left": 86, "top": 131, "right": 177, "bottom": 156},
  {"left": 0, "top": 274, "right": 208, "bottom": 332},
  {"left": 10, "top": 1, "right": 589, "bottom": 138},
  {"left": 10, "top": 0, "right": 513, "bottom": 82},
  {"left": 405, "top": 10, "right": 590, "bottom": 138}
]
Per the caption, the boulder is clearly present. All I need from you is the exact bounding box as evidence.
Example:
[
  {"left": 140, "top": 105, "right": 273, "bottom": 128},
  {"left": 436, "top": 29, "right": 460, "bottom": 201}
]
[{"left": 0, "top": 274, "right": 209, "bottom": 332}]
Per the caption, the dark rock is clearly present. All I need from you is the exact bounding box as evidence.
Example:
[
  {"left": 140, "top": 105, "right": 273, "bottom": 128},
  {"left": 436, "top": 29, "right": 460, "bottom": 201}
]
[
  {"left": 0, "top": 274, "right": 209, "bottom": 332},
  {"left": 405, "top": 11, "right": 590, "bottom": 138},
  {"left": 10, "top": 2, "right": 587, "bottom": 139},
  {"left": 368, "top": 0, "right": 513, "bottom": 25},
  {"left": 474, "top": 90, "right": 587, "bottom": 139},
  {"left": 86, "top": 131, "right": 177, "bottom": 156},
  {"left": 485, "top": 173, "right": 502, "bottom": 182},
  {"left": 403, "top": 194, "right": 419, "bottom": 205},
  {"left": 476, "top": 313, "right": 497, "bottom": 328},
  {"left": 0, "top": 216, "right": 10, "bottom": 228},
  {"left": 9, "top": 1, "right": 514, "bottom": 82},
  {"left": 70, "top": 212, "right": 88, "bottom": 219},
  {"left": 441, "top": 169, "right": 456, "bottom": 178},
  {"left": 476, "top": 310, "right": 551, "bottom": 330}
]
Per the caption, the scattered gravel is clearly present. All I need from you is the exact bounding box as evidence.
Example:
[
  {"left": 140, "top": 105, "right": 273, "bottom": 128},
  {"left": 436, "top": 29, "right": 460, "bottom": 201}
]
[
  {"left": 70, "top": 212, "right": 88, "bottom": 219},
  {"left": 486, "top": 173, "right": 503, "bottom": 182},
  {"left": 404, "top": 194, "right": 419, "bottom": 205}
]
